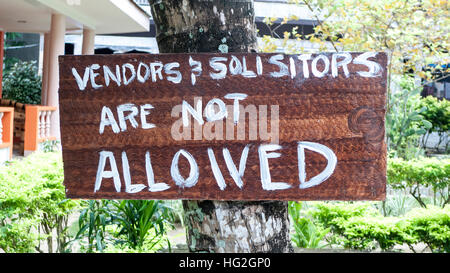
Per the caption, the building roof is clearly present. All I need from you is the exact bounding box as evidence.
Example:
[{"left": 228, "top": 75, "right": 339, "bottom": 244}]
[{"left": 0, "top": 0, "right": 150, "bottom": 34}]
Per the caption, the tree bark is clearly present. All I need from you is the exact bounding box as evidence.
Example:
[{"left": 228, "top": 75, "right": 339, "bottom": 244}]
[{"left": 149, "top": 0, "right": 292, "bottom": 253}]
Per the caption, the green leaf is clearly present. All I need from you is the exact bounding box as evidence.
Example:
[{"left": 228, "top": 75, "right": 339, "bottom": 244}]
[
  {"left": 417, "top": 106, "right": 427, "bottom": 114},
  {"left": 409, "top": 114, "right": 423, "bottom": 121},
  {"left": 421, "top": 120, "right": 432, "bottom": 129},
  {"left": 415, "top": 128, "right": 427, "bottom": 135},
  {"left": 96, "top": 231, "right": 103, "bottom": 252},
  {"left": 404, "top": 129, "right": 415, "bottom": 137}
]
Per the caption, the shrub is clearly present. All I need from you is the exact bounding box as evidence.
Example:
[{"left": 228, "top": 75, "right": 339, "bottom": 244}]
[
  {"left": 388, "top": 157, "right": 450, "bottom": 208},
  {"left": 333, "top": 216, "right": 408, "bottom": 251},
  {"left": 0, "top": 218, "right": 41, "bottom": 253},
  {"left": 308, "top": 202, "right": 450, "bottom": 252},
  {"left": 2, "top": 60, "right": 41, "bottom": 105},
  {"left": 309, "top": 202, "right": 378, "bottom": 233},
  {"left": 307, "top": 202, "right": 379, "bottom": 247},
  {"left": 417, "top": 96, "right": 450, "bottom": 152},
  {"left": 0, "top": 152, "right": 79, "bottom": 253},
  {"left": 405, "top": 206, "right": 450, "bottom": 253}
]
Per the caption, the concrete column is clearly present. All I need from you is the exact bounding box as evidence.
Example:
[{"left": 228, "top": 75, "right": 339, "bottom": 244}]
[
  {"left": 41, "top": 33, "right": 51, "bottom": 105},
  {"left": 0, "top": 30, "right": 4, "bottom": 98},
  {"left": 82, "top": 27, "right": 95, "bottom": 55},
  {"left": 47, "top": 14, "right": 66, "bottom": 139}
]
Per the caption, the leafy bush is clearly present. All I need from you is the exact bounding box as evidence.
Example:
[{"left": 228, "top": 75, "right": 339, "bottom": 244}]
[
  {"left": 417, "top": 96, "right": 450, "bottom": 152},
  {"left": 333, "top": 216, "right": 409, "bottom": 251},
  {"left": 388, "top": 157, "right": 450, "bottom": 208},
  {"left": 309, "top": 202, "right": 378, "bottom": 233},
  {"left": 308, "top": 202, "right": 450, "bottom": 252},
  {"left": 2, "top": 61, "right": 41, "bottom": 105},
  {"left": 0, "top": 218, "right": 41, "bottom": 253},
  {"left": 2, "top": 57, "right": 20, "bottom": 76},
  {"left": 405, "top": 206, "right": 450, "bottom": 253},
  {"left": 0, "top": 152, "right": 79, "bottom": 253}
]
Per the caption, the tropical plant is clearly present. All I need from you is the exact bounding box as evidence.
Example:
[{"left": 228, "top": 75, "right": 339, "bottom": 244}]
[
  {"left": 386, "top": 76, "right": 432, "bottom": 159},
  {"left": 109, "top": 200, "right": 173, "bottom": 250},
  {"left": 289, "top": 202, "right": 330, "bottom": 248},
  {"left": 75, "top": 199, "right": 175, "bottom": 252},
  {"left": 75, "top": 200, "right": 112, "bottom": 253}
]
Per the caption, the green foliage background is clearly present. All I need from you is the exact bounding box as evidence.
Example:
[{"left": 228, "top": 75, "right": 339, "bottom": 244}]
[
  {"left": 306, "top": 202, "right": 450, "bottom": 252},
  {"left": 0, "top": 152, "right": 78, "bottom": 253}
]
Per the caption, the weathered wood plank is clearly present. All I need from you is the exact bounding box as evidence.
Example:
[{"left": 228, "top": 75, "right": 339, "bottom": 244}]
[{"left": 58, "top": 52, "right": 387, "bottom": 200}]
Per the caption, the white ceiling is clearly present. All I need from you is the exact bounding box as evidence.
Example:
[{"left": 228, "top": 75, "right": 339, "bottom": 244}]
[{"left": 0, "top": 0, "right": 150, "bottom": 34}]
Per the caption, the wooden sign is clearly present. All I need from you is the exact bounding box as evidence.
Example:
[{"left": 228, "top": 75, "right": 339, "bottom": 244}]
[{"left": 58, "top": 52, "right": 387, "bottom": 200}]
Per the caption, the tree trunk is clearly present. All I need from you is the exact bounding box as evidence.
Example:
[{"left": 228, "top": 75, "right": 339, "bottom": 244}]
[{"left": 149, "top": 0, "right": 292, "bottom": 253}]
